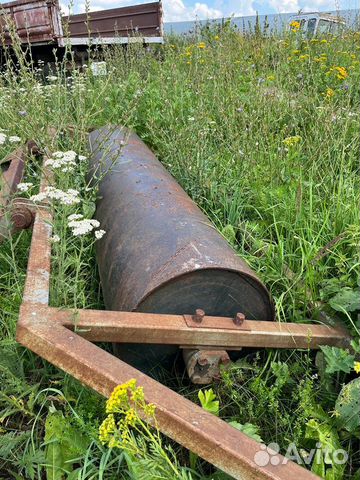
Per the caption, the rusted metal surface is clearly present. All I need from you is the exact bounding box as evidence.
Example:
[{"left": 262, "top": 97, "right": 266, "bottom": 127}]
[
  {"left": 0, "top": 0, "right": 162, "bottom": 50},
  {"left": 0, "top": 0, "right": 63, "bottom": 46},
  {"left": 0, "top": 146, "right": 26, "bottom": 240},
  {"left": 64, "top": 1, "right": 163, "bottom": 39},
  {"left": 0, "top": 146, "right": 25, "bottom": 199},
  {"left": 183, "top": 348, "right": 230, "bottom": 384},
  {"left": 52, "top": 308, "right": 350, "bottom": 349},
  {"left": 15, "top": 144, "right": 350, "bottom": 480},
  {"left": 88, "top": 126, "right": 275, "bottom": 372},
  {"left": 17, "top": 309, "right": 322, "bottom": 480},
  {"left": 10, "top": 197, "right": 36, "bottom": 230}
]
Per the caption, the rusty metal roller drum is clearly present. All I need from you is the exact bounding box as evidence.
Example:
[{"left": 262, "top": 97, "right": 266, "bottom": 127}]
[{"left": 88, "top": 126, "right": 275, "bottom": 373}]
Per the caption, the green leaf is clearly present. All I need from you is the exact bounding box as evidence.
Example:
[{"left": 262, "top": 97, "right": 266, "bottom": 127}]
[
  {"left": 44, "top": 410, "right": 90, "bottom": 480},
  {"left": 335, "top": 378, "right": 360, "bottom": 433},
  {"left": 305, "top": 419, "right": 346, "bottom": 478},
  {"left": 320, "top": 346, "right": 354, "bottom": 374},
  {"left": 198, "top": 389, "right": 219, "bottom": 416},
  {"left": 228, "top": 421, "right": 263, "bottom": 442},
  {"left": 329, "top": 288, "right": 360, "bottom": 313},
  {"left": 311, "top": 449, "right": 325, "bottom": 478}
]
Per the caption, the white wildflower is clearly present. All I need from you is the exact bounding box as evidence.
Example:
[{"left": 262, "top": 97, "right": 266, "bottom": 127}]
[
  {"left": 45, "top": 151, "right": 77, "bottom": 170},
  {"left": 17, "top": 182, "right": 33, "bottom": 192},
  {"left": 47, "top": 75, "right": 58, "bottom": 82},
  {"left": 30, "top": 186, "right": 80, "bottom": 205},
  {"left": 78, "top": 155, "right": 87, "bottom": 161},
  {"left": 68, "top": 213, "right": 83, "bottom": 221},
  {"left": 0, "top": 133, "right": 7, "bottom": 144},
  {"left": 30, "top": 192, "right": 47, "bottom": 202},
  {"left": 68, "top": 217, "right": 101, "bottom": 236},
  {"left": 8, "top": 135, "right": 21, "bottom": 143},
  {"left": 95, "top": 229, "right": 106, "bottom": 239},
  {"left": 50, "top": 234, "right": 60, "bottom": 243}
]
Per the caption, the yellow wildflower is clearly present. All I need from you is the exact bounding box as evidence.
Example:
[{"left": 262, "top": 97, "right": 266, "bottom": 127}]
[
  {"left": 144, "top": 403, "right": 156, "bottom": 417},
  {"left": 124, "top": 408, "right": 137, "bottom": 426},
  {"left": 327, "top": 66, "right": 348, "bottom": 80},
  {"left": 314, "top": 56, "right": 326, "bottom": 63},
  {"left": 335, "top": 66, "right": 348, "bottom": 80},
  {"left": 320, "top": 39, "right": 328, "bottom": 43},
  {"left": 354, "top": 362, "right": 360, "bottom": 374},
  {"left": 198, "top": 42, "right": 206, "bottom": 49},
  {"left": 267, "top": 75, "right": 275, "bottom": 81},
  {"left": 292, "top": 49, "right": 301, "bottom": 55},
  {"left": 299, "top": 54, "right": 310, "bottom": 61},
  {"left": 106, "top": 379, "right": 136, "bottom": 413},
  {"left": 214, "top": 35, "right": 220, "bottom": 40},
  {"left": 324, "top": 87, "right": 335, "bottom": 99},
  {"left": 131, "top": 385, "right": 145, "bottom": 402},
  {"left": 108, "top": 436, "right": 121, "bottom": 448},
  {"left": 99, "top": 414, "right": 116, "bottom": 444},
  {"left": 283, "top": 135, "right": 301, "bottom": 147},
  {"left": 290, "top": 20, "right": 301, "bottom": 31}
]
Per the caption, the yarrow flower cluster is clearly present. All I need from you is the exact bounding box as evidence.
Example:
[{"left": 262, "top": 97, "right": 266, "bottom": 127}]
[
  {"left": 67, "top": 213, "right": 105, "bottom": 238},
  {"left": 0, "top": 131, "right": 21, "bottom": 145},
  {"left": 17, "top": 182, "right": 33, "bottom": 192},
  {"left": 50, "top": 234, "right": 60, "bottom": 243},
  {"left": 30, "top": 187, "right": 80, "bottom": 205},
  {"left": 45, "top": 151, "right": 87, "bottom": 173}
]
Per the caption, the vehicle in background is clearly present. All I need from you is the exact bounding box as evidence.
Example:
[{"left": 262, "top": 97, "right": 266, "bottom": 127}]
[
  {"left": 0, "top": 0, "right": 163, "bottom": 65},
  {"left": 289, "top": 12, "right": 346, "bottom": 36}
]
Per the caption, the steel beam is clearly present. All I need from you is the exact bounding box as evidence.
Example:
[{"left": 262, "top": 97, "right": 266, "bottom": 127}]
[{"left": 48, "top": 307, "right": 350, "bottom": 350}]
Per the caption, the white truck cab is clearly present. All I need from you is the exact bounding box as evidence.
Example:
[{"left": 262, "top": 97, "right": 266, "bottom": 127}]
[{"left": 289, "top": 12, "right": 346, "bottom": 37}]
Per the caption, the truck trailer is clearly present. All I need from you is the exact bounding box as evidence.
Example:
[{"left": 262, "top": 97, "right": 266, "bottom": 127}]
[{"left": 0, "top": 0, "right": 163, "bottom": 64}]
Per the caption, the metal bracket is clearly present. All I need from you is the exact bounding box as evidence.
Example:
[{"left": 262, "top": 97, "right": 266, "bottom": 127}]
[{"left": 184, "top": 314, "right": 251, "bottom": 330}]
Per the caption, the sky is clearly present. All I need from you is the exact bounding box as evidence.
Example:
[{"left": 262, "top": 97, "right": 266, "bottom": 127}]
[{"left": 60, "top": 0, "right": 359, "bottom": 22}]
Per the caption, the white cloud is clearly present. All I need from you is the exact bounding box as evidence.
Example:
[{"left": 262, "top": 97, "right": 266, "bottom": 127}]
[
  {"left": 269, "top": 0, "right": 300, "bottom": 13},
  {"left": 269, "top": 0, "right": 339, "bottom": 13},
  {"left": 226, "top": 0, "right": 256, "bottom": 17},
  {"left": 161, "top": 0, "right": 224, "bottom": 21},
  {"left": 192, "top": 2, "right": 223, "bottom": 18}
]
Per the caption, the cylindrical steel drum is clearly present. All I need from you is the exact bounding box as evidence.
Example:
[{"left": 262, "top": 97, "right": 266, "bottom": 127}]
[{"left": 88, "top": 126, "right": 274, "bottom": 373}]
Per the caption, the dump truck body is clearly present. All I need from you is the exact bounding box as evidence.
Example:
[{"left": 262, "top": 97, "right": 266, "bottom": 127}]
[
  {"left": 0, "top": 0, "right": 163, "bottom": 50},
  {"left": 0, "top": 0, "right": 64, "bottom": 46},
  {"left": 63, "top": 2, "right": 163, "bottom": 46}
]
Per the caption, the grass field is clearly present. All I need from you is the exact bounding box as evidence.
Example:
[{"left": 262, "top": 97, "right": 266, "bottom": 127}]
[{"left": 0, "top": 21, "right": 359, "bottom": 479}]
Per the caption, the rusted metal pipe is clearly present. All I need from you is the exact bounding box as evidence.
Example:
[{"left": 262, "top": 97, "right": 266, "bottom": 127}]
[{"left": 88, "top": 126, "right": 275, "bottom": 376}]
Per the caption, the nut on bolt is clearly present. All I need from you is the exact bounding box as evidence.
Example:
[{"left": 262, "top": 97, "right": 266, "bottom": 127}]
[
  {"left": 192, "top": 308, "right": 205, "bottom": 323},
  {"left": 234, "top": 312, "right": 245, "bottom": 326}
]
